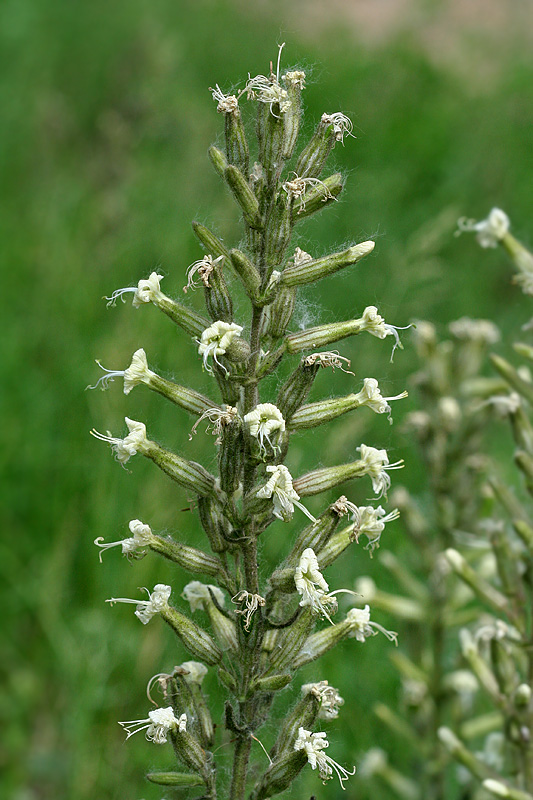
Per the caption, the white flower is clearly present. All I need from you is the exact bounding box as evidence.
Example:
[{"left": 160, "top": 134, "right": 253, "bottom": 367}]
[
  {"left": 182, "top": 581, "right": 225, "bottom": 613},
  {"left": 87, "top": 349, "right": 154, "bottom": 394},
  {"left": 94, "top": 519, "right": 154, "bottom": 562},
  {"left": 197, "top": 320, "right": 243, "bottom": 374},
  {"left": 294, "top": 548, "right": 337, "bottom": 622},
  {"left": 356, "top": 443, "right": 404, "bottom": 498},
  {"left": 90, "top": 417, "right": 148, "bottom": 465},
  {"left": 232, "top": 591, "right": 266, "bottom": 631},
  {"left": 178, "top": 661, "right": 208, "bottom": 686},
  {"left": 244, "top": 403, "right": 285, "bottom": 456},
  {"left": 105, "top": 271, "right": 165, "bottom": 308},
  {"left": 353, "top": 378, "right": 408, "bottom": 423},
  {"left": 358, "top": 306, "right": 411, "bottom": 360},
  {"left": 210, "top": 84, "right": 240, "bottom": 114},
  {"left": 349, "top": 503, "right": 400, "bottom": 552},
  {"left": 256, "top": 465, "right": 315, "bottom": 522},
  {"left": 321, "top": 112, "right": 355, "bottom": 143},
  {"left": 449, "top": 317, "right": 500, "bottom": 344},
  {"left": 294, "top": 727, "right": 356, "bottom": 789},
  {"left": 119, "top": 706, "right": 186, "bottom": 743},
  {"left": 345, "top": 605, "right": 398, "bottom": 644},
  {"left": 106, "top": 583, "right": 171, "bottom": 624},
  {"left": 456, "top": 208, "right": 510, "bottom": 248},
  {"left": 301, "top": 681, "right": 344, "bottom": 720},
  {"left": 184, "top": 254, "right": 224, "bottom": 292}
]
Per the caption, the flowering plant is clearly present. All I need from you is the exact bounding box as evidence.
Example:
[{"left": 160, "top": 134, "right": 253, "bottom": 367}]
[{"left": 91, "top": 46, "right": 405, "bottom": 798}]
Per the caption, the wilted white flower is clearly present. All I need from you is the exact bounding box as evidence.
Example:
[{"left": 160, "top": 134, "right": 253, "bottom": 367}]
[
  {"left": 232, "top": 591, "right": 266, "bottom": 631},
  {"left": 106, "top": 272, "right": 165, "bottom": 308},
  {"left": 90, "top": 417, "right": 148, "bottom": 465},
  {"left": 182, "top": 581, "right": 225, "bottom": 613},
  {"left": 184, "top": 254, "right": 224, "bottom": 292},
  {"left": 210, "top": 84, "right": 240, "bottom": 114},
  {"left": 294, "top": 548, "right": 337, "bottom": 622},
  {"left": 119, "top": 706, "right": 186, "bottom": 743},
  {"left": 282, "top": 174, "right": 334, "bottom": 210},
  {"left": 245, "top": 44, "right": 290, "bottom": 115},
  {"left": 356, "top": 443, "right": 404, "bottom": 498},
  {"left": 457, "top": 208, "right": 510, "bottom": 248},
  {"left": 106, "top": 583, "right": 171, "bottom": 624},
  {"left": 345, "top": 605, "right": 398, "bottom": 644},
  {"left": 197, "top": 321, "right": 243, "bottom": 374},
  {"left": 294, "top": 727, "right": 356, "bottom": 789},
  {"left": 304, "top": 350, "right": 354, "bottom": 375},
  {"left": 256, "top": 464, "right": 316, "bottom": 522},
  {"left": 87, "top": 348, "right": 155, "bottom": 395},
  {"left": 358, "top": 306, "right": 411, "bottom": 360},
  {"left": 244, "top": 403, "right": 285, "bottom": 456},
  {"left": 353, "top": 378, "right": 408, "bottom": 423},
  {"left": 189, "top": 405, "right": 239, "bottom": 444},
  {"left": 301, "top": 680, "right": 344, "bottom": 720},
  {"left": 321, "top": 112, "right": 355, "bottom": 143},
  {"left": 94, "top": 519, "right": 154, "bottom": 562}
]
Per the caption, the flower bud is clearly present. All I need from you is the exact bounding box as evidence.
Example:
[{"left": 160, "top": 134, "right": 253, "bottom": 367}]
[
  {"left": 220, "top": 100, "right": 249, "bottom": 176},
  {"left": 281, "top": 70, "right": 305, "bottom": 159},
  {"left": 183, "top": 581, "right": 238, "bottom": 652},
  {"left": 267, "top": 284, "right": 296, "bottom": 341},
  {"left": 258, "top": 104, "right": 284, "bottom": 183},
  {"left": 145, "top": 372, "right": 216, "bottom": 415},
  {"left": 265, "top": 607, "right": 316, "bottom": 672},
  {"left": 160, "top": 605, "right": 222, "bottom": 665},
  {"left": 174, "top": 662, "right": 214, "bottom": 747},
  {"left": 225, "top": 164, "right": 262, "bottom": 229},
  {"left": 202, "top": 256, "right": 233, "bottom": 322},
  {"left": 276, "top": 356, "right": 321, "bottom": 420},
  {"left": 490, "top": 637, "right": 520, "bottom": 697},
  {"left": 270, "top": 691, "right": 321, "bottom": 761},
  {"left": 282, "top": 242, "right": 374, "bottom": 287},
  {"left": 146, "top": 772, "right": 204, "bottom": 787},
  {"left": 286, "top": 317, "right": 365, "bottom": 353},
  {"left": 149, "top": 535, "right": 223, "bottom": 580},
  {"left": 156, "top": 294, "right": 210, "bottom": 338},
  {"left": 208, "top": 143, "right": 228, "bottom": 179},
  {"left": 191, "top": 220, "right": 230, "bottom": 261},
  {"left": 251, "top": 673, "right": 292, "bottom": 693},
  {"left": 291, "top": 173, "right": 343, "bottom": 220},
  {"left": 229, "top": 248, "right": 262, "bottom": 299},
  {"left": 143, "top": 441, "right": 215, "bottom": 497},
  {"left": 294, "top": 116, "right": 337, "bottom": 179},
  {"left": 169, "top": 724, "right": 212, "bottom": 775},
  {"left": 218, "top": 411, "right": 244, "bottom": 495},
  {"left": 264, "top": 193, "right": 292, "bottom": 275},
  {"left": 251, "top": 750, "right": 307, "bottom": 800},
  {"left": 490, "top": 353, "right": 533, "bottom": 406},
  {"left": 197, "top": 495, "right": 229, "bottom": 553}
]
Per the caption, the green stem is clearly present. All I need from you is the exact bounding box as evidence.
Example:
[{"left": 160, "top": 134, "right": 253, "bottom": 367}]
[{"left": 230, "top": 734, "right": 252, "bottom": 800}]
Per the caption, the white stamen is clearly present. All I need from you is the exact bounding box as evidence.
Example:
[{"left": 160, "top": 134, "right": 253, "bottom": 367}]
[
  {"left": 106, "top": 583, "right": 171, "bottom": 625},
  {"left": 356, "top": 444, "right": 404, "bottom": 499}
]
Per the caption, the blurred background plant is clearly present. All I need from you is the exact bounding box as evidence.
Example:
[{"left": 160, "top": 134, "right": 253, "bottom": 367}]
[{"left": 3, "top": 0, "right": 533, "bottom": 798}]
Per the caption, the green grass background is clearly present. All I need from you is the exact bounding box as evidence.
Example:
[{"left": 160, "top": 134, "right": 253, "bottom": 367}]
[{"left": 3, "top": 0, "right": 533, "bottom": 797}]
